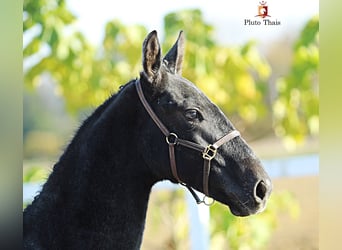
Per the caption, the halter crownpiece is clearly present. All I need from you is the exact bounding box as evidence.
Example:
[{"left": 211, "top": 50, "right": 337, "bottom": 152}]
[{"left": 135, "top": 79, "right": 240, "bottom": 205}]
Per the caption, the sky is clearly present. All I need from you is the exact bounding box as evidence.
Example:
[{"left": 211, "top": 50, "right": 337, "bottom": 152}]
[{"left": 66, "top": 0, "right": 318, "bottom": 46}]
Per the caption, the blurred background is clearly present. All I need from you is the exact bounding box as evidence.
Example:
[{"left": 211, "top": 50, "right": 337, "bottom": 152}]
[{"left": 23, "top": 0, "right": 318, "bottom": 249}]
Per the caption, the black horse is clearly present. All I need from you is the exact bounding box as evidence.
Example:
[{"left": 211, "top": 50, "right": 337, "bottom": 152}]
[{"left": 24, "top": 30, "right": 272, "bottom": 250}]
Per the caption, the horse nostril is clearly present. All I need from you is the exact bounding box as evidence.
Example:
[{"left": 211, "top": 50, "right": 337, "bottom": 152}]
[{"left": 254, "top": 180, "right": 268, "bottom": 202}]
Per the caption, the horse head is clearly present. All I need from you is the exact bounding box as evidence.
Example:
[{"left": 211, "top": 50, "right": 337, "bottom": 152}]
[{"left": 138, "top": 30, "right": 272, "bottom": 216}]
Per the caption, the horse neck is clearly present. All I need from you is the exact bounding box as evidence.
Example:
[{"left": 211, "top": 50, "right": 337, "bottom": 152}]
[{"left": 25, "top": 82, "right": 155, "bottom": 249}]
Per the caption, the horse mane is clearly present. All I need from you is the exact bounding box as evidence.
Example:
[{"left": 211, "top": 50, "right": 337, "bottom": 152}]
[
  {"left": 77, "top": 79, "right": 136, "bottom": 133},
  {"left": 25, "top": 78, "right": 137, "bottom": 217},
  {"left": 24, "top": 78, "right": 152, "bottom": 249}
]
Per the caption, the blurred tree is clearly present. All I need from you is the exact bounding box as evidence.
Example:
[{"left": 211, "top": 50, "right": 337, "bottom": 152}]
[
  {"left": 210, "top": 190, "right": 300, "bottom": 250},
  {"left": 272, "top": 16, "right": 319, "bottom": 149},
  {"left": 24, "top": 2, "right": 318, "bottom": 145},
  {"left": 24, "top": 0, "right": 147, "bottom": 113},
  {"left": 24, "top": 0, "right": 94, "bottom": 113},
  {"left": 24, "top": 3, "right": 270, "bottom": 128}
]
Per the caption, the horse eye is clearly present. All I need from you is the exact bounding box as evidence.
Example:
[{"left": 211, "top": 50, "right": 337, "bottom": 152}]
[{"left": 185, "top": 109, "right": 200, "bottom": 121}]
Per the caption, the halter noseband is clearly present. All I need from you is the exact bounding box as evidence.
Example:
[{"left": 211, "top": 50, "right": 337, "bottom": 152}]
[{"left": 135, "top": 80, "right": 240, "bottom": 205}]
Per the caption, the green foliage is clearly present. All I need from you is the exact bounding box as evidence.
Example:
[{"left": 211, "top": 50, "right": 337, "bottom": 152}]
[
  {"left": 24, "top": 5, "right": 270, "bottom": 124},
  {"left": 143, "top": 190, "right": 190, "bottom": 249},
  {"left": 23, "top": 165, "right": 50, "bottom": 183},
  {"left": 210, "top": 190, "right": 300, "bottom": 250},
  {"left": 24, "top": 0, "right": 147, "bottom": 113},
  {"left": 144, "top": 189, "right": 300, "bottom": 250},
  {"left": 24, "top": 0, "right": 319, "bottom": 149},
  {"left": 273, "top": 16, "right": 319, "bottom": 149},
  {"left": 24, "top": 3, "right": 319, "bottom": 145}
]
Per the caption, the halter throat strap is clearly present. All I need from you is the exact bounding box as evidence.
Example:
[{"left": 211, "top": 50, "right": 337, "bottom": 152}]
[{"left": 135, "top": 79, "right": 240, "bottom": 204}]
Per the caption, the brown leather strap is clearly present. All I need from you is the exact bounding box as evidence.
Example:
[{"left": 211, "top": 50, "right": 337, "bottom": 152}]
[
  {"left": 136, "top": 79, "right": 169, "bottom": 136},
  {"left": 169, "top": 144, "right": 181, "bottom": 183},
  {"left": 136, "top": 80, "right": 184, "bottom": 184},
  {"left": 178, "top": 138, "right": 205, "bottom": 152},
  {"left": 203, "top": 160, "right": 211, "bottom": 196},
  {"left": 213, "top": 130, "right": 240, "bottom": 148},
  {"left": 136, "top": 81, "right": 180, "bottom": 181}
]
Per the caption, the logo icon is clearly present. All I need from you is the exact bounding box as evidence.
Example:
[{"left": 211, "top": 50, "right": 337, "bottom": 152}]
[
  {"left": 244, "top": 0, "right": 280, "bottom": 26},
  {"left": 255, "top": 1, "right": 271, "bottom": 18}
]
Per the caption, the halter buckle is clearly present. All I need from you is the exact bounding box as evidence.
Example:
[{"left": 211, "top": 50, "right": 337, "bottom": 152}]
[
  {"left": 202, "top": 144, "right": 217, "bottom": 160},
  {"left": 166, "top": 133, "right": 178, "bottom": 145}
]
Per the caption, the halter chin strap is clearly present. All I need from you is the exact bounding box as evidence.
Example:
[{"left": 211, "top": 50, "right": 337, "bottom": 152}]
[{"left": 135, "top": 79, "right": 240, "bottom": 205}]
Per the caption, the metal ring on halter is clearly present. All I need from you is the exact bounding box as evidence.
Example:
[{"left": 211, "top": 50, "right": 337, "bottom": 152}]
[
  {"left": 202, "top": 196, "right": 215, "bottom": 206},
  {"left": 166, "top": 133, "right": 178, "bottom": 145}
]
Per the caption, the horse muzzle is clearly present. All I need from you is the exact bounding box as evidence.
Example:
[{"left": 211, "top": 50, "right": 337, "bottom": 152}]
[{"left": 225, "top": 177, "right": 272, "bottom": 217}]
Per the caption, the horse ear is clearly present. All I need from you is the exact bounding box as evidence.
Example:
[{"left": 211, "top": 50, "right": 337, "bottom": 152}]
[
  {"left": 142, "top": 30, "right": 162, "bottom": 82},
  {"left": 163, "top": 31, "right": 185, "bottom": 75}
]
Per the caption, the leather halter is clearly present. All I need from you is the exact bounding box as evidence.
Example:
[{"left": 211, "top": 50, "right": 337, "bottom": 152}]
[{"left": 135, "top": 79, "right": 240, "bottom": 205}]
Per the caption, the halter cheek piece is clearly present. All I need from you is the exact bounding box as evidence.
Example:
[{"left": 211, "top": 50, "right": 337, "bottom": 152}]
[{"left": 135, "top": 80, "right": 240, "bottom": 205}]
